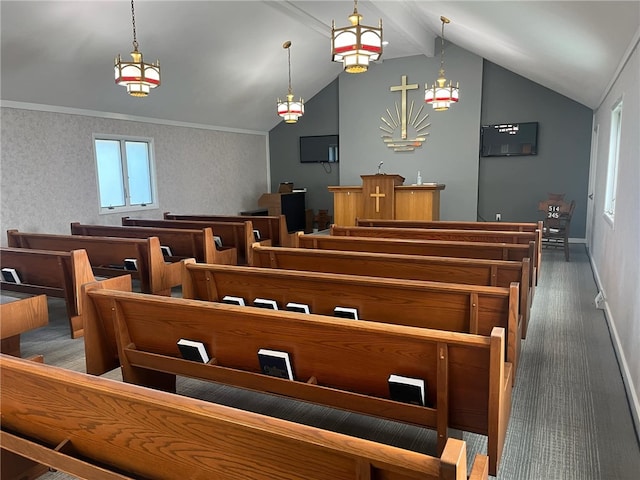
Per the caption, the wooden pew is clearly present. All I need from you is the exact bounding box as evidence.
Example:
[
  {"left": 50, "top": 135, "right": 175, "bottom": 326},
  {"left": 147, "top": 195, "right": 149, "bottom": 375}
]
[
  {"left": 250, "top": 244, "right": 533, "bottom": 339},
  {"left": 332, "top": 225, "right": 539, "bottom": 288},
  {"left": 70, "top": 222, "right": 237, "bottom": 265},
  {"left": 7, "top": 230, "right": 182, "bottom": 296},
  {"left": 0, "top": 295, "right": 48, "bottom": 356},
  {"left": 82, "top": 289, "right": 509, "bottom": 476},
  {"left": 0, "top": 247, "right": 97, "bottom": 338},
  {"left": 296, "top": 233, "right": 535, "bottom": 285},
  {"left": 356, "top": 218, "right": 543, "bottom": 282},
  {"left": 164, "top": 211, "right": 293, "bottom": 247},
  {"left": 1, "top": 355, "right": 489, "bottom": 480},
  {"left": 122, "top": 216, "right": 255, "bottom": 265},
  {"left": 182, "top": 262, "right": 522, "bottom": 378},
  {"left": 357, "top": 218, "right": 542, "bottom": 233}
]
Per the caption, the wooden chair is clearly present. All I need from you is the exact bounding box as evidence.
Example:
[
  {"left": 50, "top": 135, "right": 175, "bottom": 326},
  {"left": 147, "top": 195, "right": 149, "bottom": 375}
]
[{"left": 538, "top": 198, "right": 575, "bottom": 261}]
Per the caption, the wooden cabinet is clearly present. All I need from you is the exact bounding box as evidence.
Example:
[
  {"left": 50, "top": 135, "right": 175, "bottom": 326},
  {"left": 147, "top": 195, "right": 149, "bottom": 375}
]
[
  {"left": 258, "top": 192, "right": 306, "bottom": 232},
  {"left": 395, "top": 186, "right": 441, "bottom": 221}
]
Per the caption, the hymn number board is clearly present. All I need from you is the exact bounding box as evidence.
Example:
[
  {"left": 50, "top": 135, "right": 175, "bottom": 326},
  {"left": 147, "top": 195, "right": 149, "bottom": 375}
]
[{"left": 547, "top": 204, "right": 561, "bottom": 219}]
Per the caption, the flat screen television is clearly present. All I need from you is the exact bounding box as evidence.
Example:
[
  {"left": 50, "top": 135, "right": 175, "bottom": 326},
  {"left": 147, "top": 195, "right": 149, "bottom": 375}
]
[
  {"left": 299, "top": 135, "right": 339, "bottom": 163},
  {"left": 480, "top": 122, "right": 538, "bottom": 157}
]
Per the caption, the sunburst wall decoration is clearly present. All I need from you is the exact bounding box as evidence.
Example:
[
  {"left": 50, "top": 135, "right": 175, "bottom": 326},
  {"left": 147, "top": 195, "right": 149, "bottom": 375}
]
[{"left": 380, "top": 75, "right": 430, "bottom": 152}]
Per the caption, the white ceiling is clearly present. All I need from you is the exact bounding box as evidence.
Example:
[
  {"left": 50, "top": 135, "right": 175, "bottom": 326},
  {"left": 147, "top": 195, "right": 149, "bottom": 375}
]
[{"left": 1, "top": 1, "right": 638, "bottom": 133}]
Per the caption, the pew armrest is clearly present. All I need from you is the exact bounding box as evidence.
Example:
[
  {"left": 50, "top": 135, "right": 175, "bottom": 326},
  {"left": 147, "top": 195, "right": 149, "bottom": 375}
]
[{"left": 468, "top": 454, "right": 489, "bottom": 480}]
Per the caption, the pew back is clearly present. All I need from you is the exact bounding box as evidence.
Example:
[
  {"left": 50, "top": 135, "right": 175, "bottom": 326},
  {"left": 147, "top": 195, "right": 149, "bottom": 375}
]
[
  {"left": 0, "top": 247, "right": 96, "bottom": 338},
  {"left": 182, "top": 262, "right": 521, "bottom": 376},
  {"left": 164, "top": 212, "right": 291, "bottom": 247},
  {"left": 297, "top": 232, "right": 534, "bottom": 263},
  {"left": 1, "top": 354, "right": 488, "bottom": 480},
  {"left": 7, "top": 230, "right": 181, "bottom": 296},
  {"left": 122, "top": 216, "right": 254, "bottom": 264},
  {"left": 83, "top": 289, "right": 509, "bottom": 475},
  {"left": 250, "top": 245, "right": 533, "bottom": 339},
  {"left": 0, "top": 295, "right": 48, "bottom": 356},
  {"left": 356, "top": 218, "right": 541, "bottom": 232},
  {"left": 332, "top": 225, "right": 538, "bottom": 284},
  {"left": 355, "top": 219, "right": 543, "bottom": 282},
  {"left": 333, "top": 225, "right": 536, "bottom": 246},
  {"left": 70, "top": 222, "right": 236, "bottom": 264}
]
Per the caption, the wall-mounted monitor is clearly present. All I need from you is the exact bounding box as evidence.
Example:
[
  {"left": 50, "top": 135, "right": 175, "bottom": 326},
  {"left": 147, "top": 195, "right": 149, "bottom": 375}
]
[
  {"left": 299, "top": 135, "right": 339, "bottom": 163},
  {"left": 480, "top": 122, "right": 538, "bottom": 157}
]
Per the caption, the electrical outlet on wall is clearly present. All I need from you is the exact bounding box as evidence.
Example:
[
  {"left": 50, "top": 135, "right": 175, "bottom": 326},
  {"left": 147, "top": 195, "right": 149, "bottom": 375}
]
[{"left": 495, "top": 213, "right": 501, "bottom": 221}]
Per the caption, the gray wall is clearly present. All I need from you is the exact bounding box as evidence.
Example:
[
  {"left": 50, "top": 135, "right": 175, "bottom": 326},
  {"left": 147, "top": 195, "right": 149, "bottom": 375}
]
[
  {"left": 269, "top": 46, "right": 484, "bottom": 222},
  {"left": 338, "top": 50, "right": 484, "bottom": 221},
  {"left": 479, "top": 61, "right": 593, "bottom": 237},
  {"left": 269, "top": 79, "right": 340, "bottom": 216}
]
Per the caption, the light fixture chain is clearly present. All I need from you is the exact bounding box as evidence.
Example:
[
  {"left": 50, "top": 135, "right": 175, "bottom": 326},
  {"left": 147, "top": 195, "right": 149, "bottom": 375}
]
[
  {"left": 440, "top": 19, "right": 445, "bottom": 75},
  {"left": 287, "top": 45, "right": 292, "bottom": 94},
  {"left": 130, "top": 0, "right": 138, "bottom": 50}
]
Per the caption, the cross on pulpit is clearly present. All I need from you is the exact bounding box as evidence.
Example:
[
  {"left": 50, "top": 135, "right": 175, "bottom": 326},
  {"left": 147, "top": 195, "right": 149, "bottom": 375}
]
[{"left": 370, "top": 185, "right": 386, "bottom": 213}]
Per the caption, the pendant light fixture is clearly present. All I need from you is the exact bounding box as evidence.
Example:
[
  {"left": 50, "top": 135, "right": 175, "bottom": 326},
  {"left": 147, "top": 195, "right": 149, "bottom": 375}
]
[
  {"left": 277, "top": 41, "right": 304, "bottom": 124},
  {"left": 331, "top": 0, "right": 383, "bottom": 73},
  {"left": 114, "top": 0, "right": 160, "bottom": 97},
  {"left": 425, "top": 16, "right": 459, "bottom": 111}
]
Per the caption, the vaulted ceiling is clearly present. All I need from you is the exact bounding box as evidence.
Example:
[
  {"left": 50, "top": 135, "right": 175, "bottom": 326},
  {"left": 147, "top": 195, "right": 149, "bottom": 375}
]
[{"left": 2, "top": 1, "right": 638, "bottom": 132}]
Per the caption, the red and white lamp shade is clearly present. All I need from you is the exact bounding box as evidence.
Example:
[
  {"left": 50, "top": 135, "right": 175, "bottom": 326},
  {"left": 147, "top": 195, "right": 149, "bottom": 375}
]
[
  {"left": 115, "top": 49, "right": 160, "bottom": 97},
  {"left": 331, "top": 0, "right": 383, "bottom": 74},
  {"left": 277, "top": 41, "right": 304, "bottom": 124},
  {"left": 425, "top": 75, "right": 459, "bottom": 111},
  {"left": 114, "top": 0, "right": 160, "bottom": 97},
  {"left": 425, "top": 16, "right": 459, "bottom": 111}
]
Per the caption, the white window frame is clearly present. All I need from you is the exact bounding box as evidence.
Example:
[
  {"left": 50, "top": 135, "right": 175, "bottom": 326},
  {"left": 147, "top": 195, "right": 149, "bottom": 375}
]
[
  {"left": 93, "top": 134, "right": 159, "bottom": 214},
  {"left": 603, "top": 98, "right": 623, "bottom": 226}
]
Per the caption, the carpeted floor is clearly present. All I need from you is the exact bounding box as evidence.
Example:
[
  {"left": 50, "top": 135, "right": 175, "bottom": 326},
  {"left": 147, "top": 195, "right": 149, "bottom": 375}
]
[{"left": 13, "top": 244, "right": 640, "bottom": 479}]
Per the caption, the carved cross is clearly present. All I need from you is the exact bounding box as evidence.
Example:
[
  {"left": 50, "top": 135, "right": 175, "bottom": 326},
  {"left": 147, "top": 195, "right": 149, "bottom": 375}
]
[{"left": 370, "top": 185, "right": 386, "bottom": 213}]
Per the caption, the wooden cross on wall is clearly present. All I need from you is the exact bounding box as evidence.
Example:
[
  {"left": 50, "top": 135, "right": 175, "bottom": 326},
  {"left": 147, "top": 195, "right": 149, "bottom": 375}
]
[{"left": 370, "top": 185, "right": 386, "bottom": 213}]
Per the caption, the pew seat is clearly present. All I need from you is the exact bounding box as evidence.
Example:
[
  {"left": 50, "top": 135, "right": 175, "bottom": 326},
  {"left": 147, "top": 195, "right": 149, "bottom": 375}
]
[
  {"left": 82, "top": 289, "right": 509, "bottom": 475},
  {"left": 0, "top": 354, "right": 489, "bottom": 480}
]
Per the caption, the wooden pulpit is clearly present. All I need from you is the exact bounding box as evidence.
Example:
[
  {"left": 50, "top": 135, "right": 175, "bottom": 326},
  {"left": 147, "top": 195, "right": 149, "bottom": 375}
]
[
  {"left": 361, "top": 174, "right": 404, "bottom": 219},
  {"left": 328, "top": 175, "right": 445, "bottom": 226}
]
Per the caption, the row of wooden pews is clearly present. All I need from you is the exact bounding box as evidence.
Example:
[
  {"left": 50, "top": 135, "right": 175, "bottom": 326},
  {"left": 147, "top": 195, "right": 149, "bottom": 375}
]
[
  {"left": 76, "top": 215, "right": 540, "bottom": 476},
  {"left": 239, "top": 217, "right": 539, "bottom": 474},
  {"left": 2, "top": 213, "right": 539, "bottom": 479},
  {"left": 1, "top": 214, "right": 288, "bottom": 335},
  {"left": 251, "top": 244, "right": 533, "bottom": 340},
  {"left": 123, "top": 212, "right": 293, "bottom": 264},
  {"left": 1, "top": 354, "right": 488, "bottom": 480},
  {"left": 124, "top": 215, "right": 536, "bottom": 474},
  {"left": 6, "top": 229, "right": 183, "bottom": 296}
]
